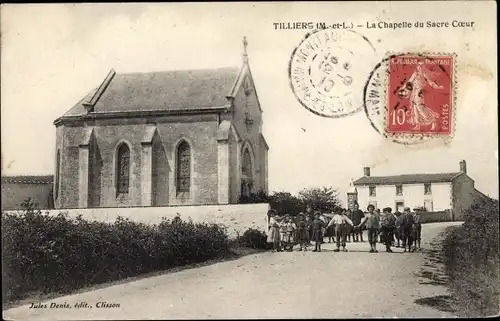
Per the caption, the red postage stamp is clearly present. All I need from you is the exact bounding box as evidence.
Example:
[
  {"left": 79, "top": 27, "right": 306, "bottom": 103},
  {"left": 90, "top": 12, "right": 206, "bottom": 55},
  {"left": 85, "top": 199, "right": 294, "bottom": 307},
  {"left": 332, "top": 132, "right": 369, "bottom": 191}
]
[{"left": 386, "top": 55, "right": 454, "bottom": 135}]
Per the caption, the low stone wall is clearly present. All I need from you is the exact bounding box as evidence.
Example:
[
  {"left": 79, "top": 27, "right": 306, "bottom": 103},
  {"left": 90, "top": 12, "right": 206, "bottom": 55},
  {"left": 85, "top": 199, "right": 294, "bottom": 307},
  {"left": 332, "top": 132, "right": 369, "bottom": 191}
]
[
  {"left": 419, "top": 210, "right": 454, "bottom": 223},
  {"left": 4, "top": 203, "right": 270, "bottom": 238}
]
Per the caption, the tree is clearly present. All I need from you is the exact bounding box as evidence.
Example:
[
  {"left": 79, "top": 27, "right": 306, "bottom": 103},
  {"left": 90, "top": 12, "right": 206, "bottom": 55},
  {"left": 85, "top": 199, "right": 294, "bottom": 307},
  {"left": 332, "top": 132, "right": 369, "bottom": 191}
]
[
  {"left": 268, "top": 191, "right": 304, "bottom": 215},
  {"left": 298, "top": 186, "right": 341, "bottom": 213},
  {"left": 20, "top": 197, "right": 39, "bottom": 214}
]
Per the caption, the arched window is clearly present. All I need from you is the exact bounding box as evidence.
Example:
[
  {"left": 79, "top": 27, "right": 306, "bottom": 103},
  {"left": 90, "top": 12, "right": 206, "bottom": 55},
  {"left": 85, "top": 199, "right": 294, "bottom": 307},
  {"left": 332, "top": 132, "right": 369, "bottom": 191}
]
[
  {"left": 176, "top": 141, "right": 191, "bottom": 192},
  {"left": 241, "top": 148, "right": 253, "bottom": 197},
  {"left": 116, "top": 143, "right": 130, "bottom": 194},
  {"left": 55, "top": 149, "right": 60, "bottom": 199}
]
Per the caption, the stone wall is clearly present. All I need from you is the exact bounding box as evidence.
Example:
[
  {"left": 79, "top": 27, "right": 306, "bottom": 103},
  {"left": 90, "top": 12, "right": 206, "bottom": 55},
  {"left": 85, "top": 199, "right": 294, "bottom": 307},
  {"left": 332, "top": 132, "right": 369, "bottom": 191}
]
[
  {"left": 1, "top": 182, "right": 53, "bottom": 211},
  {"left": 5, "top": 203, "right": 270, "bottom": 238}
]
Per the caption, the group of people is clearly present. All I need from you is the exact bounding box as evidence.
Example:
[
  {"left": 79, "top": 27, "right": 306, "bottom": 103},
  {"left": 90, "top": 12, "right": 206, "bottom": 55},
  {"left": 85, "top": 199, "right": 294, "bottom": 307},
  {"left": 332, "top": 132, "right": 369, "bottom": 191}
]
[{"left": 267, "top": 203, "right": 423, "bottom": 253}]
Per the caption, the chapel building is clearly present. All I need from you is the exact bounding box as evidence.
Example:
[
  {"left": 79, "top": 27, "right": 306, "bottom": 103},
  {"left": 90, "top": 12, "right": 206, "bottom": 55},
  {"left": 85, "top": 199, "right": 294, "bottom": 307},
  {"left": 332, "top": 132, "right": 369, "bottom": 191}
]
[{"left": 53, "top": 38, "right": 268, "bottom": 209}]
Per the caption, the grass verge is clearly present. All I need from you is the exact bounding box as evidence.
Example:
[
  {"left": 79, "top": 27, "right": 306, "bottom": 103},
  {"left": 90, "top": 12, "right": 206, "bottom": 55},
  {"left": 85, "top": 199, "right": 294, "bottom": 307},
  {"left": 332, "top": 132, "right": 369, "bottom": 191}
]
[
  {"left": 441, "top": 198, "right": 499, "bottom": 317},
  {"left": 3, "top": 244, "right": 266, "bottom": 310}
]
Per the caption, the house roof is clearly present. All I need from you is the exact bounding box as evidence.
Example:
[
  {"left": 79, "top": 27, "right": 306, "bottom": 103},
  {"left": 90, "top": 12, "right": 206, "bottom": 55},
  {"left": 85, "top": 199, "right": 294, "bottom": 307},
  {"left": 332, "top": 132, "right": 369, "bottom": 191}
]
[
  {"left": 353, "top": 172, "right": 463, "bottom": 186},
  {"left": 62, "top": 67, "right": 240, "bottom": 118},
  {"left": 2, "top": 175, "right": 54, "bottom": 184}
]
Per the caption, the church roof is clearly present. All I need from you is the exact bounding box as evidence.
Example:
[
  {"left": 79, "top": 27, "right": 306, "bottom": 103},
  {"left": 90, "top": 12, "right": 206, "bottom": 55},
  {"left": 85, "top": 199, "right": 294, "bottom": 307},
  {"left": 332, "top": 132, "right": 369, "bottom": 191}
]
[
  {"left": 353, "top": 172, "right": 463, "bottom": 186},
  {"left": 62, "top": 67, "right": 240, "bottom": 117}
]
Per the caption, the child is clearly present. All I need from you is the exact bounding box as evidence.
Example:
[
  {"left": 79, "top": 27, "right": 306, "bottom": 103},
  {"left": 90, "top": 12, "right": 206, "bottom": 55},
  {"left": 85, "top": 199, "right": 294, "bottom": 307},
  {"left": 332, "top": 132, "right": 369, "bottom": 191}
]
[
  {"left": 296, "top": 213, "right": 309, "bottom": 251},
  {"left": 345, "top": 209, "right": 353, "bottom": 242},
  {"left": 356, "top": 204, "right": 381, "bottom": 253},
  {"left": 305, "top": 215, "right": 312, "bottom": 247},
  {"left": 285, "top": 216, "right": 296, "bottom": 252},
  {"left": 266, "top": 210, "right": 282, "bottom": 252},
  {"left": 351, "top": 202, "right": 365, "bottom": 242},
  {"left": 325, "top": 215, "right": 335, "bottom": 243},
  {"left": 328, "top": 208, "right": 354, "bottom": 252},
  {"left": 311, "top": 211, "right": 326, "bottom": 252},
  {"left": 279, "top": 215, "right": 289, "bottom": 252},
  {"left": 381, "top": 207, "right": 396, "bottom": 252}
]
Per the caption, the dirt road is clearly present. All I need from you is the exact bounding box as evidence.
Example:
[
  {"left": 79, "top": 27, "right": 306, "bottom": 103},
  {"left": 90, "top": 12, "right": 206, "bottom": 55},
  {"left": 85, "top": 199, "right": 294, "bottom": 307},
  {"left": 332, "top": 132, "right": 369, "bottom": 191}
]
[{"left": 3, "top": 222, "right": 461, "bottom": 320}]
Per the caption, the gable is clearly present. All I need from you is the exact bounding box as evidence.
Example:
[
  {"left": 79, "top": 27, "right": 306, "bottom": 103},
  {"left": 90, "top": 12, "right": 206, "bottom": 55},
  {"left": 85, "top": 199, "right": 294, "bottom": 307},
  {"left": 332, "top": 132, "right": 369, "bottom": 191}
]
[{"left": 228, "top": 63, "right": 263, "bottom": 113}]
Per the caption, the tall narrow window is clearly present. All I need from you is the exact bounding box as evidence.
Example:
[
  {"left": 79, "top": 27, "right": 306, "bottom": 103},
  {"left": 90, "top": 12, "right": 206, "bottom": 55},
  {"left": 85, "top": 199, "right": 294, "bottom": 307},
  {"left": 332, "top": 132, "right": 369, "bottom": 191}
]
[
  {"left": 424, "top": 183, "right": 432, "bottom": 195},
  {"left": 396, "top": 185, "right": 403, "bottom": 196},
  {"left": 55, "top": 149, "right": 60, "bottom": 199},
  {"left": 369, "top": 185, "right": 376, "bottom": 197},
  {"left": 241, "top": 148, "right": 253, "bottom": 197},
  {"left": 176, "top": 141, "right": 191, "bottom": 192},
  {"left": 116, "top": 143, "right": 130, "bottom": 194}
]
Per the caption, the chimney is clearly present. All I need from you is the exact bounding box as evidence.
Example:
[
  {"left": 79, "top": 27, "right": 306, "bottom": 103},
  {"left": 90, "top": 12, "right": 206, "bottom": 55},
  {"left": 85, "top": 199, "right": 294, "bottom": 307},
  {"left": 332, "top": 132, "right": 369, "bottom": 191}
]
[
  {"left": 459, "top": 160, "right": 467, "bottom": 174},
  {"left": 363, "top": 167, "right": 371, "bottom": 177}
]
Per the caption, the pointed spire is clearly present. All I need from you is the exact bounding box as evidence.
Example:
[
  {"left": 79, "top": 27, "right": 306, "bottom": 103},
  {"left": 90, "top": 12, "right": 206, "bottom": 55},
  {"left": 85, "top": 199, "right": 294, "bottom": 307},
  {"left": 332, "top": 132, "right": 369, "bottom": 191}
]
[{"left": 242, "top": 36, "right": 248, "bottom": 63}]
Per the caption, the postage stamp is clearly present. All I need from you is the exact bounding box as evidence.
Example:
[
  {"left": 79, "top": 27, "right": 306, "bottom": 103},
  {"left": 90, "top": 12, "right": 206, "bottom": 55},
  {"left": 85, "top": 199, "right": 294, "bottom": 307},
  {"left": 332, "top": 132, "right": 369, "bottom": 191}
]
[
  {"left": 387, "top": 55, "right": 454, "bottom": 135},
  {"left": 288, "top": 29, "right": 378, "bottom": 118},
  {"left": 364, "top": 52, "right": 457, "bottom": 145}
]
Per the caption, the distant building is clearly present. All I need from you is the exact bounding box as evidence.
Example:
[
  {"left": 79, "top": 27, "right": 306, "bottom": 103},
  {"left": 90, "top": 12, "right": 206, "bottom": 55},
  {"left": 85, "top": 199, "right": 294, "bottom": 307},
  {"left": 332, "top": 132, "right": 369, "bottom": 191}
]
[
  {"left": 1, "top": 175, "right": 54, "bottom": 211},
  {"left": 352, "top": 160, "right": 488, "bottom": 220},
  {"left": 52, "top": 37, "right": 268, "bottom": 209}
]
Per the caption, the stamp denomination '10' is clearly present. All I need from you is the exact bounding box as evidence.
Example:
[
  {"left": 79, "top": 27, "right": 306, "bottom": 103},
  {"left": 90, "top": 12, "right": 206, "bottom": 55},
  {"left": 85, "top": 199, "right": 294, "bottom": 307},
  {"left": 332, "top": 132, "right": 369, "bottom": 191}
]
[{"left": 289, "top": 29, "right": 377, "bottom": 118}]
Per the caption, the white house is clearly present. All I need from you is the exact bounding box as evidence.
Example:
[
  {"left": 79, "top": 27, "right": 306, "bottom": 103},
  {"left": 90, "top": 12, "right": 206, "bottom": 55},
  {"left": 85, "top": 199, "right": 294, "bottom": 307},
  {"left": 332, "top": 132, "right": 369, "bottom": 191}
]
[{"left": 352, "top": 160, "right": 488, "bottom": 220}]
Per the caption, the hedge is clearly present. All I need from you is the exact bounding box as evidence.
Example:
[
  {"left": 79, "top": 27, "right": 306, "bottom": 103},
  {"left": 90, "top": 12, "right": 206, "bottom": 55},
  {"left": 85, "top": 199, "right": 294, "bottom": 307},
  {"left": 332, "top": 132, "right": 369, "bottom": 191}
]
[
  {"left": 2, "top": 207, "right": 230, "bottom": 303},
  {"left": 238, "top": 228, "right": 270, "bottom": 249},
  {"left": 442, "top": 197, "right": 499, "bottom": 317}
]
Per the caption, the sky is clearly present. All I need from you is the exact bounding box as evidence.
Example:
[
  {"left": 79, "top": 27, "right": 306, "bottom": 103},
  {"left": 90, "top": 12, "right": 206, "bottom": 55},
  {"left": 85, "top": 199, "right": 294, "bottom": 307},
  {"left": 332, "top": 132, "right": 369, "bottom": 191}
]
[{"left": 1, "top": 2, "right": 498, "bottom": 204}]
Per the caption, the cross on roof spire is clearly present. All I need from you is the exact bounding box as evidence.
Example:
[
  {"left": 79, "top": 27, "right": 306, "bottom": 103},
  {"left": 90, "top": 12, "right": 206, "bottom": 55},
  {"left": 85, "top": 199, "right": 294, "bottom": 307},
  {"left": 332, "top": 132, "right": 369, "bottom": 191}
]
[{"left": 243, "top": 36, "right": 248, "bottom": 62}]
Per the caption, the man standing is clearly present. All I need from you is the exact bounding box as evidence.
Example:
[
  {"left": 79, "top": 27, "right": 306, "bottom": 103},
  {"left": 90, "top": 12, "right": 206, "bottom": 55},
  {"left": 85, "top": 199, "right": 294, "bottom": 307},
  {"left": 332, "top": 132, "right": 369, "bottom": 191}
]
[
  {"left": 381, "top": 207, "right": 396, "bottom": 252},
  {"left": 412, "top": 208, "right": 423, "bottom": 251},
  {"left": 400, "top": 207, "right": 415, "bottom": 252},
  {"left": 305, "top": 206, "right": 314, "bottom": 244},
  {"left": 375, "top": 209, "right": 383, "bottom": 243},
  {"left": 356, "top": 204, "right": 381, "bottom": 253},
  {"left": 394, "top": 211, "right": 403, "bottom": 247},
  {"left": 351, "top": 202, "right": 365, "bottom": 242}
]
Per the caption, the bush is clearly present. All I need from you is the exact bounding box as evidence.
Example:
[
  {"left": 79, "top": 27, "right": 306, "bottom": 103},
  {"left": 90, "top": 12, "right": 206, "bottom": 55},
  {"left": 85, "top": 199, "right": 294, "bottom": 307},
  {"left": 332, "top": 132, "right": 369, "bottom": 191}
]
[
  {"left": 2, "top": 206, "right": 230, "bottom": 303},
  {"left": 442, "top": 197, "right": 499, "bottom": 317},
  {"left": 238, "top": 228, "right": 269, "bottom": 249},
  {"left": 238, "top": 190, "right": 270, "bottom": 204}
]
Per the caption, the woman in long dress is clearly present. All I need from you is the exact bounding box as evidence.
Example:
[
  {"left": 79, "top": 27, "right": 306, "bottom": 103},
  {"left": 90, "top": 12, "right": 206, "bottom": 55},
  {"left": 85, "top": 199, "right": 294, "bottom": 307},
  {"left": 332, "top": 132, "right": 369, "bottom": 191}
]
[
  {"left": 397, "top": 62, "right": 443, "bottom": 130},
  {"left": 267, "top": 209, "right": 282, "bottom": 252}
]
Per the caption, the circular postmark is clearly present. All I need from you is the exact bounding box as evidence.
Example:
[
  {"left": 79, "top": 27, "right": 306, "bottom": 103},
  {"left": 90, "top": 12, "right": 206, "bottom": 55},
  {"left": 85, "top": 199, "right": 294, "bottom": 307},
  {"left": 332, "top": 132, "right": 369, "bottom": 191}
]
[
  {"left": 288, "top": 29, "right": 378, "bottom": 118},
  {"left": 363, "top": 53, "right": 455, "bottom": 145}
]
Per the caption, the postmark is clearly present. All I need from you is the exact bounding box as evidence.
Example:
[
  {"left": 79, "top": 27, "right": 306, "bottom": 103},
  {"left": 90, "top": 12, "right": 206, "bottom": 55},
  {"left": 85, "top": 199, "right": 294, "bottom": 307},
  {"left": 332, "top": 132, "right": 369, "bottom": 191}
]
[
  {"left": 364, "top": 52, "right": 457, "bottom": 145},
  {"left": 289, "top": 29, "right": 378, "bottom": 118}
]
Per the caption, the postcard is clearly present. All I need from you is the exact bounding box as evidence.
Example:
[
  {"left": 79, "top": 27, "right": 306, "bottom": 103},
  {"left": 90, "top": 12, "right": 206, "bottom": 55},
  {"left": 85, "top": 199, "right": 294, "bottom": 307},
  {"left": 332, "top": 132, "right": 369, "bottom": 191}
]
[{"left": 1, "top": 2, "right": 498, "bottom": 320}]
